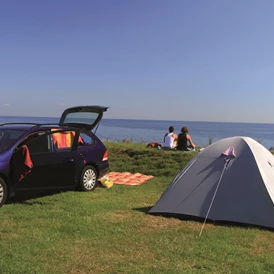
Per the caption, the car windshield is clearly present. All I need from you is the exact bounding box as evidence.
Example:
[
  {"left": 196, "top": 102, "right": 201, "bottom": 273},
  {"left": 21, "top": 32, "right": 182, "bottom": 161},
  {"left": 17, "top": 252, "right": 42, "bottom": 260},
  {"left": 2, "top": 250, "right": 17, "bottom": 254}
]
[{"left": 0, "top": 129, "right": 25, "bottom": 151}]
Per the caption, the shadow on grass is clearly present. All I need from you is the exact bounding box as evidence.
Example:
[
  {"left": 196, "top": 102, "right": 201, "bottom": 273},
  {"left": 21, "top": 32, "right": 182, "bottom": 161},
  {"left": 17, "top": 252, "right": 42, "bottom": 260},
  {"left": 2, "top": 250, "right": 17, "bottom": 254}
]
[
  {"left": 135, "top": 209, "right": 274, "bottom": 232},
  {"left": 133, "top": 206, "right": 152, "bottom": 213},
  {"left": 7, "top": 189, "right": 67, "bottom": 206}
]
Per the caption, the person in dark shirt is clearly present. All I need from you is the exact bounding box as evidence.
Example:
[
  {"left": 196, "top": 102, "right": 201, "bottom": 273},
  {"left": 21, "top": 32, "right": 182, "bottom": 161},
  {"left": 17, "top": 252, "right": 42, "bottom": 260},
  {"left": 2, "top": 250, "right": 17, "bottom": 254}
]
[{"left": 177, "top": 126, "right": 196, "bottom": 151}]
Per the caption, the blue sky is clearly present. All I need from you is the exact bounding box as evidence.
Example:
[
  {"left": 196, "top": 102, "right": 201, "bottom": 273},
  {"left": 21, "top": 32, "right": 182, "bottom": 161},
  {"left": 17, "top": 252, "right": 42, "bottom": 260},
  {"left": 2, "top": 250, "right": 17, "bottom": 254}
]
[{"left": 1, "top": 0, "right": 274, "bottom": 123}]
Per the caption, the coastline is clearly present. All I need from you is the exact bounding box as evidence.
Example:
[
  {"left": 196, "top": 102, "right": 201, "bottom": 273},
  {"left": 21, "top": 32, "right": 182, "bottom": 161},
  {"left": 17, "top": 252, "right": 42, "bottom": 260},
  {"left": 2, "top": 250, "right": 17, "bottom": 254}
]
[{"left": 1, "top": 115, "right": 274, "bottom": 149}]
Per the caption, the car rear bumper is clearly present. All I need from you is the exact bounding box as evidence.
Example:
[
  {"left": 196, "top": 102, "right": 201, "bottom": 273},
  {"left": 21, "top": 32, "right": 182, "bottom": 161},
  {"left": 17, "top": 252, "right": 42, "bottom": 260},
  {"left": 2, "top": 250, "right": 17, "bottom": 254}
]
[{"left": 98, "top": 162, "right": 109, "bottom": 179}]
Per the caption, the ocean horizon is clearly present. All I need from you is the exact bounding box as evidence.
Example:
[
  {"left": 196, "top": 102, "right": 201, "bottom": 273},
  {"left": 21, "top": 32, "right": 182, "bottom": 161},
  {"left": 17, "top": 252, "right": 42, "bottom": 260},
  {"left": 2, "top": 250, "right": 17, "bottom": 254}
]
[{"left": 1, "top": 115, "right": 274, "bottom": 149}]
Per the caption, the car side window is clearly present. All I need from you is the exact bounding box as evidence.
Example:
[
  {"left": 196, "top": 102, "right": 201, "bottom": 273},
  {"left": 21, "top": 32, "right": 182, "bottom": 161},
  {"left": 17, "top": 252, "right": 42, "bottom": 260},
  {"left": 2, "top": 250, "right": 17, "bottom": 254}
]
[
  {"left": 51, "top": 130, "right": 76, "bottom": 151},
  {"left": 24, "top": 133, "right": 51, "bottom": 154},
  {"left": 79, "top": 132, "right": 95, "bottom": 146}
]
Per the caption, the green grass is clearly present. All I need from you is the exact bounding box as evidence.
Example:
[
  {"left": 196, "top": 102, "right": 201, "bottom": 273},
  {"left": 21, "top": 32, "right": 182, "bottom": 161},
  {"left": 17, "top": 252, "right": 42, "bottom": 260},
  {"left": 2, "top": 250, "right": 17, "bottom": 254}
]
[{"left": 1, "top": 142, "right": 274, "bottom": 273}]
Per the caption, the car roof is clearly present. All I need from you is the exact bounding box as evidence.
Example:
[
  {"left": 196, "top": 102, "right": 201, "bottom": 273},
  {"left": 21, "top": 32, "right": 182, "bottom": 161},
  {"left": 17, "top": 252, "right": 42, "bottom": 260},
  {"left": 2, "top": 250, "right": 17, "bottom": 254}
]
[
  {"left": 0, "top": 123, "right": 84, "bottom": 132},
  {"left": 0, "top": 123, "right": 36, "bottom": 131}
]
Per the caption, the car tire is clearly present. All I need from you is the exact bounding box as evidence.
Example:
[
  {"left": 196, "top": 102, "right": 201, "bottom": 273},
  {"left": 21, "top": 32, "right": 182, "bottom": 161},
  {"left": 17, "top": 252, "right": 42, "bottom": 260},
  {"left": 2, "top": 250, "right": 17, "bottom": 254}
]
[
  {"left": 0, "top": 178, "right": 8, "bottom": 207},
  {"left": 79, "top": 165, "right": 98, "bottom": 192}
]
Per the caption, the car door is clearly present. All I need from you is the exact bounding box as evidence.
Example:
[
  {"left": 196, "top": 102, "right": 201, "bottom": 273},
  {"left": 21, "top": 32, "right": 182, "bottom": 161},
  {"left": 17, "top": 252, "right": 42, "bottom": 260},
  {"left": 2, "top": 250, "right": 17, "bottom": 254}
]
[
  {"left": 48, "top": 129, "right": 84, "bottom": 189},
  {"left": 14, "top": 130, "right": 80, "bottom": 191},
  {"left": 13, "top": 132, "right": 55, "bottom": 191}
]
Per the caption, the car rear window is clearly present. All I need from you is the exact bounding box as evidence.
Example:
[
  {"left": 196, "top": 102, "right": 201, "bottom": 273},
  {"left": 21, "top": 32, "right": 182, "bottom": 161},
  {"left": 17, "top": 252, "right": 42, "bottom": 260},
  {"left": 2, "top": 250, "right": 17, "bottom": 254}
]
[{"left": 62, "top": 112, "right": 99, "bottom": 125}]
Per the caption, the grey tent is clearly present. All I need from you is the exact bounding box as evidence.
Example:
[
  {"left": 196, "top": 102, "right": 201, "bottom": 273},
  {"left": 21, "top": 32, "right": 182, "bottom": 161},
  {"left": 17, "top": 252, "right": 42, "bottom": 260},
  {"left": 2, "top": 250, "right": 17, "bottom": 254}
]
[{"left": 149, "top": 136, "right": 274, "bottom": 229}]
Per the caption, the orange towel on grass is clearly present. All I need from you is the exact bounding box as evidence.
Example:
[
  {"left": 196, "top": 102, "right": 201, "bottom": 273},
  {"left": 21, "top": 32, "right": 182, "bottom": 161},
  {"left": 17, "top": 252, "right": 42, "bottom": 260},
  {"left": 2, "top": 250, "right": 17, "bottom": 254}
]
[{"left": 105, "top": 172, "right": 155, "bottom": 186}]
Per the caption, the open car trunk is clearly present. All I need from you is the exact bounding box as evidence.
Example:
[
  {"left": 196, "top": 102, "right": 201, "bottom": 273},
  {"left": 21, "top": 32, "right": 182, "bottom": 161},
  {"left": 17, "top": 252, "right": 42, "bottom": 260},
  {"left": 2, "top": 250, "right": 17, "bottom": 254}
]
[{"left": 59, "top": 105, "right": 108, "bottom": 131}]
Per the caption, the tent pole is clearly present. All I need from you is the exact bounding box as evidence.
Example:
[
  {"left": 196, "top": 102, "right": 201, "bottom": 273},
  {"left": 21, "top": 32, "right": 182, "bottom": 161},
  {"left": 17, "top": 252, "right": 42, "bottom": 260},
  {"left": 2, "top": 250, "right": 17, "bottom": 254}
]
[{"left": 199, "top": 162, "right": 227, "bottom": 237}]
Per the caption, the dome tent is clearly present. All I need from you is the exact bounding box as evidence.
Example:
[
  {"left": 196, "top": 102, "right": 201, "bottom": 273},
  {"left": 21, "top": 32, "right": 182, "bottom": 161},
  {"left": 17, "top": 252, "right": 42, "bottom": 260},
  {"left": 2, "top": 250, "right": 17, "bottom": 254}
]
[{"left": 149, "top": 136, "right": 274, "bottom": 230}]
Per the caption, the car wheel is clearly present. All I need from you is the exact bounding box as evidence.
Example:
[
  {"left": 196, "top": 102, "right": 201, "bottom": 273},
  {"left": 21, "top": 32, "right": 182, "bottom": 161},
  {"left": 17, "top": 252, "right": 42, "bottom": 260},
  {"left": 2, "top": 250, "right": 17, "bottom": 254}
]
[
  {"left": 79, "top": 165, "right": 98, "bottom": 192},
  {"left": 0, "top": 178, "right": 8, "bottom": 207}
]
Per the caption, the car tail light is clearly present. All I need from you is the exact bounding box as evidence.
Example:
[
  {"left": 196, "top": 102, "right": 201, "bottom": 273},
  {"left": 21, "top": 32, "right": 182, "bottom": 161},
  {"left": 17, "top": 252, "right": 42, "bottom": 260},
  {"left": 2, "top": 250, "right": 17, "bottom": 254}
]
[{"left": 102, "top": 150, "right": 108, "bottom": 161}]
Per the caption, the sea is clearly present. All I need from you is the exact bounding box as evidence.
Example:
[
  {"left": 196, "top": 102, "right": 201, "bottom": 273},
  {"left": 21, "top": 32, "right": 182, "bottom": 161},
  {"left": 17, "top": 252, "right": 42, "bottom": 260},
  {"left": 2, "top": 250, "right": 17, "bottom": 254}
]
[{"left": 1, "top": 115, "right": 274, "bottom": 149}]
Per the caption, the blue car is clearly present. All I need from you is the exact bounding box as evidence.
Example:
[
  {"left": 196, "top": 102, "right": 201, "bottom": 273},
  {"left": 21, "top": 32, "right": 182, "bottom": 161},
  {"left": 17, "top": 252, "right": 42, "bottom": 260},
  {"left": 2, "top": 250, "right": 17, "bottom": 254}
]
[{"left": 0, "top": 106, "right": 109, "bottom": 207}]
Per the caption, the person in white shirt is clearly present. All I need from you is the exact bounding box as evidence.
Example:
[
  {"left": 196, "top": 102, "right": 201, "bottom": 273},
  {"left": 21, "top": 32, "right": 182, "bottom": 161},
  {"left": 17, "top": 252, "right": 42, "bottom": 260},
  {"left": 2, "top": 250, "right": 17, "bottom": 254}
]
[{"left": 163, "top": 126, "right": 178, "bottom": 149}]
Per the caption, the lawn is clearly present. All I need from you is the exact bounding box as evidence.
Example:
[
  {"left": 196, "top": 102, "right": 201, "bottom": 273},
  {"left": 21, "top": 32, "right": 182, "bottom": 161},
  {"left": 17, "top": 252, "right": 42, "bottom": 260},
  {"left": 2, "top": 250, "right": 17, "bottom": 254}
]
[{"left": 0, "top": 142, "right": 274, "bottom": 274}]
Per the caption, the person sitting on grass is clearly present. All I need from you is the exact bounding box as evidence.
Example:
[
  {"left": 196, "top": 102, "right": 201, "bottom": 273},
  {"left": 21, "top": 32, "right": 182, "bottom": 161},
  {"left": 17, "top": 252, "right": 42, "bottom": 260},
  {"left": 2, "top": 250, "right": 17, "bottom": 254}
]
[
  {"left": 177, "top": 126, "right": 196, "bottom": 151},
  {"left": 163, "top": 126, "right": 178, "bottom": 149}
]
